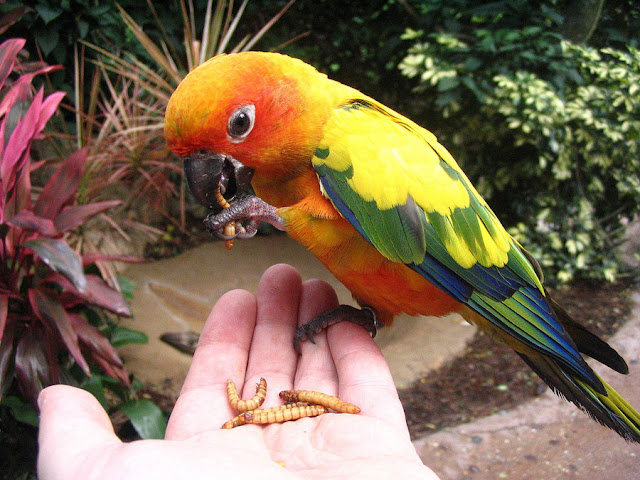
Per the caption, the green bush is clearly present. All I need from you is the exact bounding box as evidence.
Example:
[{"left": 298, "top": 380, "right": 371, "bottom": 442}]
[
  {"left": 0, "top": 0, "right": 290, "bottom": 94},
  {"left": 399, "top": 1, "right": 640, "bottom": 283},
  {"left": 1, "top": 0, "right": 155, "bottom": 92},
  {"left": 275, "top": 0, "right": 415, "bottom": 99}
]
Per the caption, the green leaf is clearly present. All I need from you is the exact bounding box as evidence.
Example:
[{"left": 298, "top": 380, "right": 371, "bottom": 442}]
[
  {"left": 3, "top": 395, "right": 39, "bottom": 426},
  {"left": 110, "top": 326, "right": 148, "bottom": 348},
  {"left": 464, "top": 56, "right": 483, "bottom": 71},
  {"left": 116, "top": 275, "right": 136, "bottom": 300},
  {"left": 437, "top": 76, "right": 460, "bottom": 92},
  {"left": 35, "top": 5, "right": 63, "bottom": 24},
  {"left": 81, "top": 375, "right": 109, "bottom": 410},
  {"left": 35, "top": 27, "right": 59, "bottom": 57},
  {"left": 120, "top": 399, "right": 167, "bottom": 439},
  {"left": 436, "top": 89, "right": 460, "bottom": 106},
  {"left": 77, "top": 20, "right": 89, "bottom": 38},
  {"left": 461, "top": 77, "right": 488, "bottom": 103}
]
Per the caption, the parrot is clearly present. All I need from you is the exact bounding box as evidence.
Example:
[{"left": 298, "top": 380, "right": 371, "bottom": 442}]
[{"left": 164, "top": 51, "right": 640, "bottom": 442}]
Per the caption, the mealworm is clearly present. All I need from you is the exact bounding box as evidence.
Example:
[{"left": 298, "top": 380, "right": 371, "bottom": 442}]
[
  {"left": 279, "top": 390, "right": 361, "bottom": 414},
  {"left": 226, "top": 378, "right": 267, "bottom": 412},
  {"left": 221, "top": 403, "right": 327, "bottom": 429},
  {"left": 245, "top": 404, "right": 329, "bottom": 425},
  {"left": 247, "top": 404, "right": 329, "bottom": 424},
  {"left": 215, "top": 183, "right": 235, "bottom": 249},
  {"left": 281, "top": 401, "right": 311, "bottom": 409},
  {"left": 221, "top": 414, "right": 247, "bottom": 429}
]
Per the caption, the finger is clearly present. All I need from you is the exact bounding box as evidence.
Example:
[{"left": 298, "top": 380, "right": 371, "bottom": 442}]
[
  {"left": 327, "top": 321, "right": 409, "bottom": 434},
  {"left": 293, "top": 278, "right": 339, "bottom": 394},
  {"left": 38, "top": 385, "right": 121, "bottom": 479},
  {"left": 166, "top": 288, "right": 257, "bottom": 440},
  {"left": 243, "top": 264, "right": 302, "bottom": 406}
]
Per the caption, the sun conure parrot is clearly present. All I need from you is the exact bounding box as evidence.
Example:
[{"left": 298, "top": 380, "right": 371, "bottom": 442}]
[{"left": 164, "top": 51, "right": 640, "bottom": 442}]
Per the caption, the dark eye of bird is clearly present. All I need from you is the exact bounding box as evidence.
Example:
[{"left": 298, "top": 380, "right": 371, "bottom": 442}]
[{"left": 227, "top": 105, "right": 255, "bottom": 141}]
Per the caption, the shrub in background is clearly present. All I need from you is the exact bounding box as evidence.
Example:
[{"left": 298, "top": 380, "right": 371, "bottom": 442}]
[
  {"left": 398, "top": 0, "right": 640, "bottom": 283},
  {"left": 274, "top": 0, "right": 419, "bottom": 107},
  {"left": 0, "top": 38, "right": 129, "bottom": 402}
]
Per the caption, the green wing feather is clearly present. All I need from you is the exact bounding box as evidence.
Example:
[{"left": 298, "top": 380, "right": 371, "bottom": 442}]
[
  {"left": 312, "top": 98, "right": 598, "bottom": 387},
  {"left": 311, "top": 97, "right": 640, "bottom": 442}
]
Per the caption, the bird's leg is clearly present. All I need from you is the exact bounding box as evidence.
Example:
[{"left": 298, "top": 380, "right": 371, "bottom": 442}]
[
  {"left": 203, "top": 195, "right": 286, "bottom": 241},
  {"left": 294, "top": 305, "right": 378, "bottom": 354}
]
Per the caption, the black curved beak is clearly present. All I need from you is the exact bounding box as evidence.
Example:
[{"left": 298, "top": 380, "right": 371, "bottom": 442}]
[{"left": 183, "top": 151, "right": 254, "bottom": 213}]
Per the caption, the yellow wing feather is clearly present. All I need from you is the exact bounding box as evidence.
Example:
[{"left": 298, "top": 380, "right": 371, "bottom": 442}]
[
  {"left": 313, "top": 98, "right": 512, "bottom": 270},
  {"left": 316, "top": 104, "right": 472, "bottom": 214}
]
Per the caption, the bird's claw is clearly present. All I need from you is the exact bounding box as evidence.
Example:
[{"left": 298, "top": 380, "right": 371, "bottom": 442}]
[
  {"left": 204, "top": 195, "right": 285, "bottom": 242},
  {"left": 293, "top": 305, "right": 378, "bottom": 354}
]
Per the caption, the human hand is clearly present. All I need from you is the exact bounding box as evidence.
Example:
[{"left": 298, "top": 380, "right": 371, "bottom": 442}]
[{"left": 38, "top": 263, "right": 439, "bottom": 479}]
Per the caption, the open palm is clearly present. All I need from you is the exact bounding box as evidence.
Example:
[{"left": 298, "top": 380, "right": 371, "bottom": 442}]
[{"left": 38, "top": 264, "right": 438, "bottom": 479}]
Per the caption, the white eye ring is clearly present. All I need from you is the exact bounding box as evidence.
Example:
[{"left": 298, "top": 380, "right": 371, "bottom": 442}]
[{"left": 227, "top": 104, "right": 255, "bottom": 143}]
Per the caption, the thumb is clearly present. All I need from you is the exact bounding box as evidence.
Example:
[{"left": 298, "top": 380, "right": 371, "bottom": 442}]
[{"left": 37, "top": 384, "right": 121, "bottom": 480}]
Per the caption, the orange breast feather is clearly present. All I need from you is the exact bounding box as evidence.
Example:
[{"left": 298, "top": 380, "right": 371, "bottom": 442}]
[{"left": 277, "top": 188, "right": 463, "bottom": 325}]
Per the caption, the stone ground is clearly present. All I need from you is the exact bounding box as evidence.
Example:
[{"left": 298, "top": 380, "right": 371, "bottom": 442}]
[{"left": 120, "top": 234, "right": 640, "bottom": 479}]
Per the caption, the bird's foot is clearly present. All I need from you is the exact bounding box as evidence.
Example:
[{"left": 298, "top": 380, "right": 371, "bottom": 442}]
[
  {"left": 203, "top": 194, "right": 286, "bottom": 242},
  {"left": 294, "top": 305, "right": 378, "bottom": 354}
]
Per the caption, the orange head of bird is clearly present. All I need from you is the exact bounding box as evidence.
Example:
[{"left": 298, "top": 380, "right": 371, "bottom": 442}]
[{"left": 164, "top": 51, "right": 334, "bottom": 212}]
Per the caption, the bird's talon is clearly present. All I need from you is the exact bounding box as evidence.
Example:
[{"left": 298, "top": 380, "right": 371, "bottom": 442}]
[
  {"left": 293, "top": 326, "right": 316, "bottom": 355},
  {"left": 362, "top": 306, "right": 378, "bottom": 337},
  {"left": 293, "top": 305, "right": 377, "bottom": 354}
]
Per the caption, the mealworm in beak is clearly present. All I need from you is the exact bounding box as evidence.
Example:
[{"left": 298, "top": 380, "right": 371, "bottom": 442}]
[{"left": 215, "top": 183, "right": 235, "bottom": 249}]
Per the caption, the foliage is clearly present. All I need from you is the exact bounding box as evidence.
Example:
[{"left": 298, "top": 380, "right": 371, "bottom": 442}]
[
  {"left": 0, "top": 37, "right": 123, "bottom": 403},
  {"left": 0, "top": 0, "right": 207, "bottom": 93},
  {"left": 0, "top": 39, "right": 167, "bottom": 452},
  {"left": 398, "top": 0, "right": 640, "bottom": 283},
  {"left": 0, "top": 0, "right": 152, "bottom": 60},
  {"left": 0, "top": 400, "right": 37, "bottom": 479},
  {"left": 274, "top": 0, "right": 418, "bottom": 105},
  {"left": 589, "top": 0, "right": 640, "bottom": 48}
]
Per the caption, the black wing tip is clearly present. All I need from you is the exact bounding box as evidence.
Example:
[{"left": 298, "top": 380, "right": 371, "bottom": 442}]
[{"left": 549, "top": 296, "right": 630, "bottom": 375}]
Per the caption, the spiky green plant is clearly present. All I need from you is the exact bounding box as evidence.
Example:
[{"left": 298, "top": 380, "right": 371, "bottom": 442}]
[{"left": 74, "top": 0, "right": 296, "bottom": 241}]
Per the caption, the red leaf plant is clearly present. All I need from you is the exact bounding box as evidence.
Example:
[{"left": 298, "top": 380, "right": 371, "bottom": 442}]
[{"left": 0, "top": 39, "right": 133, "bottom": 406}]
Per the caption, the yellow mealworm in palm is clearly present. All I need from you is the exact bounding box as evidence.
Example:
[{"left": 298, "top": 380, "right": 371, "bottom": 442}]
[
  {"left": 215, "top": 183, "right": 235, "bottom": 249},
  {"left": 243, "top": 404, "right": 329, "bottom": 424},
  {"left": 281, "top": 401, "right": 310, "bottom": 409},
  {"left": 221, "top": 414, "right": 247, "bottom": 429},
  {"left": 279, "top": 390, "right": 361, "bottom": 414},
  {"left": 221, "top": 404, "right": 328, "bottom": 429},
  {"left": 226, "top": 378, "right": 267, "bottom": 412}
]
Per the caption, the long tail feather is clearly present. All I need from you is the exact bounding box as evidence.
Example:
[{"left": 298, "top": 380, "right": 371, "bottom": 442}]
[
  {"left": 550, "top": 296, "right": 629, "bottom": 374},
  {"left": 518, "top": 352, "right": 640, "bottom": 442}
]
